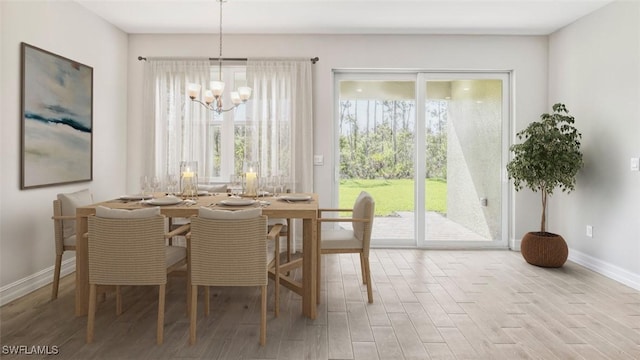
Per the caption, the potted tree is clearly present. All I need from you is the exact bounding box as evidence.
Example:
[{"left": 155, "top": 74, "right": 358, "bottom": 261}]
[{"left": 507, "top": 103, "right": 584, "bottom": 267}]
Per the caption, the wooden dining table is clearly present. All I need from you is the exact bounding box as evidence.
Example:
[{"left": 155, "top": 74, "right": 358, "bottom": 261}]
[{"left": 74, "top": 193, "right": 319, "bottom": 319}]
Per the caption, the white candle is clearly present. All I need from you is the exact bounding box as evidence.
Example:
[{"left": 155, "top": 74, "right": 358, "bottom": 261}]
[
  {"left": 182, "top": 170, "right": 196, "bottom": 196},
  {"left": 245, "top": 171, "right": 257, "bottom": 196}
]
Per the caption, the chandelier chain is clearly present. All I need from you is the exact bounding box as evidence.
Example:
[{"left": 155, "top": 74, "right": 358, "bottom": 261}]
[
  {"left": 218, "top": 0, "right": 223, "bottom": 81},
  {"left": 187, "top": 0, "right": 252, "bottom": 114}
]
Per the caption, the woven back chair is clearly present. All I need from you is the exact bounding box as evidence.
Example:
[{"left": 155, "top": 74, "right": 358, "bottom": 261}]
[
  {"left": 188, "top": 215, "right": 279, "bottom": 346},
  {"left": 51, "top": 189, "right": 93, "bottom": 300},
  {"left": 317, "top": 191, "right": 375, "bottom": 303},
  {"left": 51, "top": 199, "right": 76, "bottom": 300},
  {"left": 86, "top": 215, "right": 187, "bottom": 345}
]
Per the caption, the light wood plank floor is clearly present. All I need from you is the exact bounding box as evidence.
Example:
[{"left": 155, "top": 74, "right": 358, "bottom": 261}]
[{"left": 1, "top": 249, "right": 639, "bottom": 359}]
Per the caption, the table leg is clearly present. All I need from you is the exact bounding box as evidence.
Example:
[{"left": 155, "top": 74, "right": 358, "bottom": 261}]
[
  {"left": 302, "top": 218, "right": 317, "bottom": 319},
  {"left": 75, "top": 215, "right": 89, "bottom": 316}
]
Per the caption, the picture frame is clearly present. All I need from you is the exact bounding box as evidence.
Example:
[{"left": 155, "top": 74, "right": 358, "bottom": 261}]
[{"left": 20, "top": 42, "right": 93, "bottom": 189}]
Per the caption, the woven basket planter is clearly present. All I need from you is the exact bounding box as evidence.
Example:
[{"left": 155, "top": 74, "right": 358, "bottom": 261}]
[{"left": 520, "top": 232, "right": 568, "bottom": 268}]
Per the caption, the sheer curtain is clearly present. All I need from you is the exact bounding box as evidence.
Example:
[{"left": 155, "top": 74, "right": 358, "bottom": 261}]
[
  {"left": 141, "top": 59, "right": 211, "bottom": 180},
  {"left": 246, "top": 58, "right": 313, "bottom": 192},
  {"left": 247, "top": 58, "right": 314, "bottom": 250}
]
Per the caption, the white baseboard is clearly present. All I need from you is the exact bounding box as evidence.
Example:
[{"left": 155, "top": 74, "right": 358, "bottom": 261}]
[
  {"left": 568, "top": 248, "right": 640, "bottom": 291},
  {"left": 0, "top": 258, "right": 76, "bottom": 306},
  {"left": 510, "top": 237, "right": 521, "bottom": 251}
]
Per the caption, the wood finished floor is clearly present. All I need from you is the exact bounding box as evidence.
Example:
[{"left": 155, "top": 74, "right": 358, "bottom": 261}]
[{"left": 1, "top": 249, "right": 639, "bottom": 359}]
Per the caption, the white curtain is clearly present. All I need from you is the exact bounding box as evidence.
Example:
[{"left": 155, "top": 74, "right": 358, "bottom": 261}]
[
  {"left": 246, "top": 58, "right": 313, "bottom": 191},
  {"left": 247, "top": 58, "right": 314, "bottom": 250},
  {"left": 141, "top": 59, "right": 211, "bottom": 179}
]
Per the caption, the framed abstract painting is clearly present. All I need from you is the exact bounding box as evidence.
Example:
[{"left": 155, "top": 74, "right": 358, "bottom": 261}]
[{"left": 20, "top": 43, "right": 93, "bottom": 189}]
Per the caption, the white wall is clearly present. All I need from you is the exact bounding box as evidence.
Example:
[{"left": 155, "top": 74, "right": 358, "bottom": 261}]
[
  {"left": 128, "top": 33, "right": 549, "bottom": 246},
  {"left": 0, "top": 1, "right": 128, "bottom": 303},
  {"left": 548, "top": 1, "right": 640, "bottom": 289}
]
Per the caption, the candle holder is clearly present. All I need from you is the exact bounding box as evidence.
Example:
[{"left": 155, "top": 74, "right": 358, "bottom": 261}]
[
  {"left": 242, "top": 161, "right": 259, "bottom": 197},
  {"left": 180, "top": 161, "right": 198, "bottom": 200}
]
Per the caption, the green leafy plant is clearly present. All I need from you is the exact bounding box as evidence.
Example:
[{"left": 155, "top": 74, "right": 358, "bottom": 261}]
[{"left": 506, "top": 103, "right": 584, "bottom": 233}]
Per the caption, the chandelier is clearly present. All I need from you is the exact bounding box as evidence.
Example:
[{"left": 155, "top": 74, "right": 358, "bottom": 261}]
[{"left": 187, "top": 0, "right": 251, "bottom": 113}]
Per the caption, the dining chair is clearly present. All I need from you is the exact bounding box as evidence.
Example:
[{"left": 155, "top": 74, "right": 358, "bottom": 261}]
[
  {"left": 267, "top": 186, "right": 293, "bottom": 267},
  {"left": 86, "top": 206, "right": 189, "bottom": 345},
  {"left": 167, "top": 183, "right": 228, "bottom": 246},
  {"left": 51, "top": 189, "right": 93, "bottom": 300},
  {"left": 317, "top": 191, "right": 376, "bottom": 303},
  {"left": 268, "top": 217, "right": 292, "bottom": 265},
  {"left": 187, "top": 207, "right": 283, "bottom": 346}
]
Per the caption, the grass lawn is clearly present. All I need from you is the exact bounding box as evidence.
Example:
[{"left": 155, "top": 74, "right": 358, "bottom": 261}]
[{"left": 339, "top": 178, "right": 447, "bottom": 216}]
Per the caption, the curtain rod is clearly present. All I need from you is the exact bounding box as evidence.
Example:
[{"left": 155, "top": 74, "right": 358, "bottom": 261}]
[{"left": 137, "top": 56, "right": 319, "bottom": 64}]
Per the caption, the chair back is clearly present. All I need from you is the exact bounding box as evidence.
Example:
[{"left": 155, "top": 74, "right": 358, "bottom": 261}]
[
  {"left": 352, "top": 191, "right": 375, "bottom": 256},
  {"left": 190, "top": 215, "right": 268, "bottom": 287},
  {"left": 87, "top": 215, "right": 167, "bottom": 286},
  {"left": 52, "top": 200, "right": 65, "bottom": 255}
]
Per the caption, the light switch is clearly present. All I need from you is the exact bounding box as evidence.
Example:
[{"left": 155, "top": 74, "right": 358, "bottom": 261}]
[
  {"left": 313, "top": 155, "right": 324, "bottom": 166},
  {"left": 631, "top": 157, "right": 639, "bottom": 171}
]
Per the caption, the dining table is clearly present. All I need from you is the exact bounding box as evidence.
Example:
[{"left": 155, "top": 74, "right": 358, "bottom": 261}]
[{"left": 74, "top": 192, "right": 319, "bottom": 319}]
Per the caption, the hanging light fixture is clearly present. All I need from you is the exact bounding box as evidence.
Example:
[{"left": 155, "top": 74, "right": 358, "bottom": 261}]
[{"left": 187, "top": 0, "right": 251, "bottom": 113}]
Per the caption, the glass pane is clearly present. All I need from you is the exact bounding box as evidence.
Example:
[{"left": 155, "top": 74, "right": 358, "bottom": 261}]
[
  {"left": 203, "top": 123, "right": 221, "bottom": 180},
  {"left": 425, "top": 79, "right": 502, "bottom": 241},
  {"left": 338, "top": 80, "right": 416, "bottom": 243}
]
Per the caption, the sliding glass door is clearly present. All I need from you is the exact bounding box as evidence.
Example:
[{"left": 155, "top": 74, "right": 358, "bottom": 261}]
[
  {"left": 416, "top": 73, "right": 509, "bottom": 248},
  {"left": 336, "top": 73, "right": 417, "bottom": 246},
  {"left": 335, "top": 71, "right": 509, "bottom": 248}
]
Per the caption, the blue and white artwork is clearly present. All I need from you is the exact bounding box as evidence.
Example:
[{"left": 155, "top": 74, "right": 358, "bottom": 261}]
[{"left": 21, "top": 43, "right": 93, "bottom": 189}]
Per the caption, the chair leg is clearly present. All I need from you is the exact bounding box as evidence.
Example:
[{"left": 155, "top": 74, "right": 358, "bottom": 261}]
[
  {"left": 286, "top": 219, "right": 292, "bottom": 263},
  {"left": 189, "top": 285, "right": 198, "bottom": 345},
  {"left": 157, "top": 284, "right": 165, "bottom": 345},
  {"left": 273, "top": 265, "right": 280, "bottom": 317},
  {"left": 116, "top": 285, "right": 122, "bottom": 316},
  {"left": 317, "top": 233, "right": 322, "bottom": 304},
  {"left": 363, "top": 256, "right": 373, "bottom": 304},
  {"left": 186, "top": 241, "right": 191, "bottom": 316},
  {"left": 260, "top": 285, "right": 267, "bottom": 346},
  {"left": 51, "top": 254, "right": 62, "bottom": 300},
  {"left": 359, "top": 253, "right": 367, "bottom": 285},
  {"left": 86, "top": 284, "right": 97, "bottom": 344},
  {"left": 204, "top": 286, "right": 210, "bottom": 316},
  {"left": 285, "top": 219, "right": 292, "bottom": 276},
  {"left": 274, "top": 237, "right": 280, "bottom": 318}
]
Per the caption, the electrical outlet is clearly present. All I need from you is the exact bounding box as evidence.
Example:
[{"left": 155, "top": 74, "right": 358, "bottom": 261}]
[
  {"left": 631, "top": 157, "right": 639, "bottom": 171},
  {"left": 586, "top": 225, "right": 593, "bottom": 238}
]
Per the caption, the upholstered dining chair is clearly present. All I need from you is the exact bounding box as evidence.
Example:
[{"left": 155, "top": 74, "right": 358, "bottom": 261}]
[
  {"left": 187, "top": 207, "right": 283, "bottom": 346},
  {"left": 51, "top": 189, "right": 93, "bottom": 300},
  {"left": 167, "top": 183, "right": 228, "bottom": 246},
  {"left": 317, "top": 191, "right": 376, "bottom": 303},
  {"left": 268, "top": 218, "right": 292, "bottom": 266},
  {"left": 86, "top": 206, "right": 189, "bottom": 345},
  {"left": 267, "top": 187, "right": 293, "bottom": 268}
]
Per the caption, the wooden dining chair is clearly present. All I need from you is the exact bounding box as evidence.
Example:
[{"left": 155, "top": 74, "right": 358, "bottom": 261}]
[
  {"left": 167, "top": 183, "right": 228, "bottom": 246},
  {"left": 317, "top": 191, "right": 376, "bottom": 303},
  {"left": 268, "top": 187, "right": 293, "bottom": 268},
  {"left": 86, "top": 206, "right": 189, "bottom": 345},
  {"left": 268, "top": 217, "right": 292, "bottom": 264},
  {"left": 51, "top": 189, "right": 93, "bottom": 300},
  {"left": 187, "top": 207, "right": 283, "bottom": 346}
]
